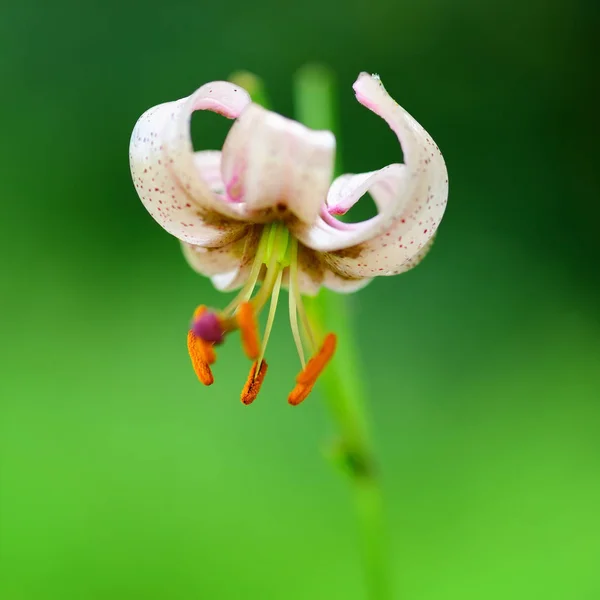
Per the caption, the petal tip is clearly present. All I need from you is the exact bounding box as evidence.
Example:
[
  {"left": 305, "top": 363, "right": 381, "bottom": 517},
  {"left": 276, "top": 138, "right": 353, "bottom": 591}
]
[{"left": 353, "top": 72, "right": 381, "bottom": 94}]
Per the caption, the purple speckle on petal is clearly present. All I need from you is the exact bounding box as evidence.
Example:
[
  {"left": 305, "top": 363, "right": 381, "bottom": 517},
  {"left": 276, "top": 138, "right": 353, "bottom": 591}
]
[{"left": 192, "top": 311, "right": 224, "bottom": 343}]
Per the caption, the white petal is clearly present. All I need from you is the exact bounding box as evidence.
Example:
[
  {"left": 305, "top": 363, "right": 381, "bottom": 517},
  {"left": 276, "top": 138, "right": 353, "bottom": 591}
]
[
  {"left": 161, "top": 81, "right": 257, "bottom": 222},
  {"left": 130, "top": 102, "right": 246, "bottom": 246},
  {"left": 181, "top": 235, "right": 250, "bottom": 277},
  {"left": 296, "top": 246, "right": 324, "bottom": 296},
  {"left": 323, "top": 230, "right": 437, "bottom": 279},
  {"left": 292, "top": 73, "right": 448, "bottom": 266},
  {"left": 324, "top": 167, "right": 404, "bottom": 216},
  {"left": 193, "top": 151, "right": 224, "bottom": 192},
  {"left": 283, "top": 247, "right": 370, "bottom": 296},
  {"left": 211, "top": 266, "right": 252, "bottom": 292},
  {"left": 183, "top": 227, "right": 261, "bottom": 292},
  {"left": 221, "top": 104, "right": 335, "bottom": 224},
  {"left": 323, "top": 270, "right": 372, "bottom": 293}
]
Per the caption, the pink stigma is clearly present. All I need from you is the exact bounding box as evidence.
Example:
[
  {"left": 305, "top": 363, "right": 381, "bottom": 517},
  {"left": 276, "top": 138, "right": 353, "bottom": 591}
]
[{"left": 192, "top": 311, "right": 224, "bottom": 343}]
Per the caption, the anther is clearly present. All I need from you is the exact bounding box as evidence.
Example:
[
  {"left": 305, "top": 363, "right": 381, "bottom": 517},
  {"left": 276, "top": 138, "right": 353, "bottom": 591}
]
[
  {"left": 296, "top": 333, "right": 337, "bottom": 386},
  {"left": 187, "top": 330, "right": 214, "bottom": 386},
  {"left": 236, "top": 301, "right": 260, "bottom": 360},
  {"left": 241, "top": 360, "right": 268, "bottom": 405},
  {"left": 287, "top": 333, "right": 337, "bottom": 406},
  {"left": 288, "top": 382, "right": 314, "bottom": 406}
]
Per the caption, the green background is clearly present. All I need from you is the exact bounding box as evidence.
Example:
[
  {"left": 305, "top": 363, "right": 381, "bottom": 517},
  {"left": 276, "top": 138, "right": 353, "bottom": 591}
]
[{"left": 1, "top": 0, "right": 599, "bottom": 598}]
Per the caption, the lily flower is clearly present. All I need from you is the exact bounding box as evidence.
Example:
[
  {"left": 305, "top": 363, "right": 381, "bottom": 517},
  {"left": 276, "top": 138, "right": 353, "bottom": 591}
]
[{"left": 129, "top": 72, "right": 448, "bottom": 405}]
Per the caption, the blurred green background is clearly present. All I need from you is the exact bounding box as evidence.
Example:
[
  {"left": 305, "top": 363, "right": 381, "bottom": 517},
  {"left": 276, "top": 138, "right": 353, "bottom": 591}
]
[{"left": 1, "top": 0, "right": 599, "bottom": 598}]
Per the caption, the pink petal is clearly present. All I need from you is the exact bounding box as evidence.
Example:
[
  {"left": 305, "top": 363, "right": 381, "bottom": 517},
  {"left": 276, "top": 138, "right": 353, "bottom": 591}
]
[
  {"left": 220, "top": 104, "right": 335, "bottom": 224},
  {"left": 292, "top": 73, "right": 448, "bottom": 275}
]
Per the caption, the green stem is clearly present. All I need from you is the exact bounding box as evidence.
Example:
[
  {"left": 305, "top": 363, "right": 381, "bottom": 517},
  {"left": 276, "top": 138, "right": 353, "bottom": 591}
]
[{"left": 294, "top": 65, "right": 391, "bottom": 600}]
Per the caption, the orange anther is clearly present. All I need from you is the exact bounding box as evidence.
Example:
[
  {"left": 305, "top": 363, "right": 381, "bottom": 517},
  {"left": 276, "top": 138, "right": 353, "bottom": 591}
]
[
  {"left": 296, "top": 333, "right": 337, "bottom": 386},
  {"left": 288, "top": 333, "right": 336, "bottom": 405},
  {"left": 236, "top": 301, "right": 260, "bottom": 360},
  {"left": 187, "top": 330, "right": 214, "bottom": 386},
  {"left": 288, "top": 382, "right": 315, "bottom": 406},
  {"left": 199, "top": 337, "right": 216, "bottom": 365},
  {"left": 240, "top": 360, "right": 268, "bottom": 405}
]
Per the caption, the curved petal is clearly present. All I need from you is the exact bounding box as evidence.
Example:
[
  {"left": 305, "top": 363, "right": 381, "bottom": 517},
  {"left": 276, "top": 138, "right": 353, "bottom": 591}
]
[
  {"left": 181, "top": 234, "right": 250, "bottom": 277},
  {"left": 184, "top": 226, "right": 261, "bottom": 292},
  {"left": 193, "top": 151, "right": 225, "bottom": 192},
  {"left": 322, "top": 270, "right": 372, "bottom": 294},
  {"left": 130, "top": 101, "right": 247, "bottom": 247},
  {"left": 221, "top": 104, "right": 335, "bottom": 224},
  {"left": 324, "top": 167, "right": 404, "bottom": 217},
  {"left": 161, "top": 81, "right": 256, "bottom": 222},
  {"left": 296, "top": 246, "right": 324, "bottom": 296},
  {"left": 323, "top": 231, "right": 437, "bottom": 279},
  {"left": 211, "top": 265, "right": 252, "bottom": 292},
  {"left": 282, "top": 247, "right": 370, "bottom": 296},
  {"left": 292, "top": 73, "right": 448, "bottom": 262}
]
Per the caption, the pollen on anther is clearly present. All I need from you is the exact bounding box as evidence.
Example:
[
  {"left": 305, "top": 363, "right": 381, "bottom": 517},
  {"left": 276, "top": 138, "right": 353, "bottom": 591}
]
[
  {"left": 296, "top": 333, "right": 337, "bottom": 386},
  {"left": 187, "top": 330, "right": 214, "bottom": 385},
  {"left": 288, "top": 382, "right": 315, "bottom": 406},
  {"left": 288, "top": 333, "right": 337, "bottom": 406},
  {"left": 241, "top": 360, "right": 268, "bottom": 405}
]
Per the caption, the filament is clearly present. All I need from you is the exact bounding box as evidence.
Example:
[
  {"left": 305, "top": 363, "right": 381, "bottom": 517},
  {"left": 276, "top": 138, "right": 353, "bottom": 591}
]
[{"left": 256, "top": 268, "right": 283, "bottom": 369}]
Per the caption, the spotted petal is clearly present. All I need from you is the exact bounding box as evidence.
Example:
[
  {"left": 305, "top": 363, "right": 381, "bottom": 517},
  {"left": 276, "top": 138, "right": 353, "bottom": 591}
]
[
  {"left": 129, "top": 82, "right": 251, "bottom": 247},
  {"left": 221, "top": 104, "right": 335, "bottom": 224},
  {"left": 181, "top": 235, "right": 251, "bottom": 277},
  {"left": 292, "top": 72, "right": 448, "bottom": 279},
  {"left": 183, "top": 227, "right": 261, "bottom": 292}
]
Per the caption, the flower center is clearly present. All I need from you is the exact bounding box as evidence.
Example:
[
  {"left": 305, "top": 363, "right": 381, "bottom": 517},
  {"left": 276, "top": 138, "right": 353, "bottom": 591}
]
[{"left": 186, "top": 222, "right": 336, "bottom": 405}]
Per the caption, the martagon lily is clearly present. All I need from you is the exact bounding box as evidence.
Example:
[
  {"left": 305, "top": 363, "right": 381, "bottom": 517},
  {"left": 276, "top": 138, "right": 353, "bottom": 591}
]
[{"left": 129, "top": 72, "right": 448, "bottom": 405}]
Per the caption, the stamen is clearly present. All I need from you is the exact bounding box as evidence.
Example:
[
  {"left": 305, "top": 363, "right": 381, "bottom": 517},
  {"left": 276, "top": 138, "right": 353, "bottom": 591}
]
[
  {"left": 296, "top": 333, "right": 337, "bottom": 385},
  {"left": 256, "top": 268, "right": 283, "bottom": 368},
  {"left": 293, "top": 273, "right": 316, "bottom": 352},
  {"left": 250, "top": 248, "right": 281, "bottom": 315},
  {"left": 241, "top": 360, "right": 268, "bottom": 405},
  {"left": 188, "top": 305, "right": 216, "bottom": 387},
  {"left": 235, "top": 301, "right": 260, "bottom": 360},
  {"left": 288, "top": 238, "right": 306, "bottom": 367},
  {"left": 190, "top": 305, "right": 217, "bottom": 363},
  {"left": 288, "top": 382, "right": 314, "bottom": 406},
  {"left": 187, "top": 330, "right": 214, "bottom": 386},
  {"left": 288, "top": 333, "right": 337, "bottom": 405},
  {"left": 223, "top": 227, "right": 269, "bottom": 316},
  {"left": 185, "top": 224, "right": 316, "bottom": 403}
]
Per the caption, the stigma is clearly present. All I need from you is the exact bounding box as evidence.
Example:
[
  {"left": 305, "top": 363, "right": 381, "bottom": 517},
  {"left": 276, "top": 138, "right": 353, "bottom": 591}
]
[{"left": 186, "top": 223, "right": 336, "bottom": 405}]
